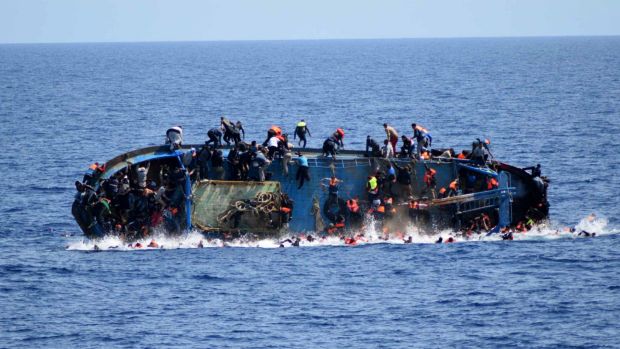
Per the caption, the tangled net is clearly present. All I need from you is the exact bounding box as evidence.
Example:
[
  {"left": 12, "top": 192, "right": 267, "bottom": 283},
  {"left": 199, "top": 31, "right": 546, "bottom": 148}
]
[{"left": 217, "top": 192, "right": 280, "bottom": 224}]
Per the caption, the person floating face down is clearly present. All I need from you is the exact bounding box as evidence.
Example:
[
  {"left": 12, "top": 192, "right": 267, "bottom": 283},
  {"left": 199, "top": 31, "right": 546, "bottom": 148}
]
[
  {"left": 206, "top": 128, "right": 223, "bottom": 148},
  {"left": 323, "top": 128, "right": 344, "bottom": 159},
  {"left": 294, "top": 119, "right": 311, "bottom": 148},
  {"left": 166, "top": 126, "right": 183, "bottom": 151}
]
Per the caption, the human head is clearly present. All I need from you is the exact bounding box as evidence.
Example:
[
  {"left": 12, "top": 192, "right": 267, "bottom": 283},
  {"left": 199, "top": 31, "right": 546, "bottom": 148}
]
[{"left": 383, "top": 123, "right": 388, "bottom": 128}]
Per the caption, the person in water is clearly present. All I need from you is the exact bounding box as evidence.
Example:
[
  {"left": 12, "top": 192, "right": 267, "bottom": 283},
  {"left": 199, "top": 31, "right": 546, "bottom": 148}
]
[{"left": 294, "top": 119, "right": 311, "bottom": 148}]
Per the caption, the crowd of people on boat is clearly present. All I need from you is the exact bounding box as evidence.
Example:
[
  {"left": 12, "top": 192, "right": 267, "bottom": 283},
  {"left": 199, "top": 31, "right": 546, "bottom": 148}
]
[{"left": 75, "top": 116, "right": 549, "bottom": 241}]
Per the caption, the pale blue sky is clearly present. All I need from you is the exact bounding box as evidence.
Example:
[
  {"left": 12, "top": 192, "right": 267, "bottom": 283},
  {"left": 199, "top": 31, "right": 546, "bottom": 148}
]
[{"left": 0, "top": 0, "right": 618, "bottom": 44}]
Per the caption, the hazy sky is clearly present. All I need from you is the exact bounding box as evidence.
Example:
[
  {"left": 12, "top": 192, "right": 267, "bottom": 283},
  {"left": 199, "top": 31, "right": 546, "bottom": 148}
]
[{"left": 0, "top": 0, "right": 618, "bottom": 44}]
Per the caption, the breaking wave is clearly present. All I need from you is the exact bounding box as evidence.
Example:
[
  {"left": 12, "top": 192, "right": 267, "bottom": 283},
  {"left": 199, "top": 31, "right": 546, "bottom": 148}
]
[{"left": 66, "top": 214, "right": 617, "bottom": 252}]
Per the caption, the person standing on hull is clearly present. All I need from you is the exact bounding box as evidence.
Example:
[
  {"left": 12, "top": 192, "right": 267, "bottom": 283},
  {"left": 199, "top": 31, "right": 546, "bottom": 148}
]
[
  {"left": 166, "top": 126, "right": 183, "bottom": 151},
  {"left": 322, "top": 128, "right": 344, "bottom": 159},
  {"left": 383, "top": 123, "right": 399, "bottom": 154},
  {"left": 206, "top": 128, "right": 223, "bottom": 148},
  {"left": 294, "top": 119, "right": 311, "bottom": 148}
]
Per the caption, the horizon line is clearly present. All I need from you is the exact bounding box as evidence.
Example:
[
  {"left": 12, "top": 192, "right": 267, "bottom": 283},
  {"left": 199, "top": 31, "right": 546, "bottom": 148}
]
[{"left": 1, "top": 34, "right": 619, "bottom": 46}]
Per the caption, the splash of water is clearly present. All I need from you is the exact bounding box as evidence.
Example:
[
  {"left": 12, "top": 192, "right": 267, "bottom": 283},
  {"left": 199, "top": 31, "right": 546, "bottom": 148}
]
[{"left": 66, "top": 213, "right": 616, "bottom": 251}]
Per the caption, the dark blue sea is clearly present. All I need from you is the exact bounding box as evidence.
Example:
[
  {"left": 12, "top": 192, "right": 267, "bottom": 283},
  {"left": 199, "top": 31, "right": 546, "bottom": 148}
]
[{"left": 1, "top": 37, "right": 619, "bottom": 348}]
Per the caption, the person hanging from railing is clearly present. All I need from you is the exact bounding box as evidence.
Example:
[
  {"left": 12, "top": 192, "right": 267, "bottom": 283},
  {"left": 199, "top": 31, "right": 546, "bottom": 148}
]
[
  {"left": 295, "top": 152, "right": 310, "bottom": 189},
  {"left": 422, "top": 164, "right": 437, "bottom": 199},
  {"left": 447, "top": 178, "right": 460, "bottom": 197}
]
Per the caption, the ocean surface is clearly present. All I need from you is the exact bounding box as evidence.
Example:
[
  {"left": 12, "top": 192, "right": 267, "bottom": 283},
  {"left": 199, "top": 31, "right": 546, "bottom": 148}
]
[{"left": 1, "top": 37, "right": 619, "bottom": 348}]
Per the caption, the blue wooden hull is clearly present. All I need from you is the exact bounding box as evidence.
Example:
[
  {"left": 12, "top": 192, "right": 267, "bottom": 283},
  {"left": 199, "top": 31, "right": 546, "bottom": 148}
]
[{"left": 73, "top": 145, "right": 549, "bottom": 238}]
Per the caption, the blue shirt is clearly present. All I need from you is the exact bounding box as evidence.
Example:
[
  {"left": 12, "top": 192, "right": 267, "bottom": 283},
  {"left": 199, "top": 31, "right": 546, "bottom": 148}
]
[{"left": 297, "top": 156, "right": 309, "bottom": 167}]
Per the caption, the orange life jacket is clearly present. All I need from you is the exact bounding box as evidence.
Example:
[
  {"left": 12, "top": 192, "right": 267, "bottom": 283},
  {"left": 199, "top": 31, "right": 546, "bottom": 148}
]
[
  {"left": 376, "top": 205, "right": 385, "bottom": 213},
  {"left": 423, "top": 169, "right": 436, "bottom": 186},
  {"left": 487, "top": 177, "right": 499, "bottom": 190},
  {"left": 336, "top": 128, "right": 345, "bottom": 138},
  {"left": 449, "top": 180, "right": 458, "bottom": 191},
  {"left": 457, "top": 153, "right": 466, "bottom": 159},
  {"left": 276, "top": 134, "right": 285, "bottom": 142},
  {"left": 280, "top": 207, "right": 291, "bottom": 213},
  {"left": 335, "top": 221, "right": 345, "bottom": 228},
  {"left": 439, "top": 187, "right": 447, "bottom": 195},
  {"left": 421, "top": 151, "right": 430, "bottom": 160},
  {"left": 409, "top": 201, "right": 419, "bottom": 209}
]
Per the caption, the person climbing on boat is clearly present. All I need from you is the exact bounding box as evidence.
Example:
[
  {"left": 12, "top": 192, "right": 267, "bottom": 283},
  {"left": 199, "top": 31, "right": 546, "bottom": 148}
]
[
  {"left": 381, "top": 139, "right": 394, "bottom": 158},
  {"left": 294, "top": 119, "right": 311, "bottom": 148},
  {"left": 366, "top": 175, "right": 379, "bottom": 202},
  {"left": 220, "top": 116, "right": 239, "bottom": 146},
  {"left": 266, "top": 132, "right": 281, "bottom": 160},
  {"left": 322, "top": 128, "right": 344, "bottom": 159},
  {"left": 165, "top": 126, "right": 183, "bottom": 151},
  {"left": 447, "top": 178, "right": 459, "bottom": 197},
  {"left": 321, "top": 175, "right": 342, "bottom": 207},
  {"left": 411, "top": 123, "right": 431, "bottom": 156},
  {"left": 295, "top": 152, "right": 310, "bottom": 189},
  {"left": 206, "top": 128, "right": 223, "bottom": 148},
  {"left": 235, "top": 120, "right": 245, "bottom": 140},
  {"left": 252, "top": 147, "right": 271, "bottom": 182},
  {"left": 383, "top": 123, "right": 399, "bottom": 153},
  {"left": 365, "top": 136, "right": 382, "bottom": 157},
  {"left": 422, "top": 164, "right": 437, "bottom": 199},
  {"left": 392, "top": 162, "right": 413, "bottom": 200},
  {"left": 400, "top": 135, "right": 413, "bottom": 158}
]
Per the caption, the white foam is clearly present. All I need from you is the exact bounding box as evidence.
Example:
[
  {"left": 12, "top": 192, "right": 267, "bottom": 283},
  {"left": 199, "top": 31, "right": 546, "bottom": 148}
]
[{"left": 66, "top": 213, "right": 617, "bottom": 251}]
